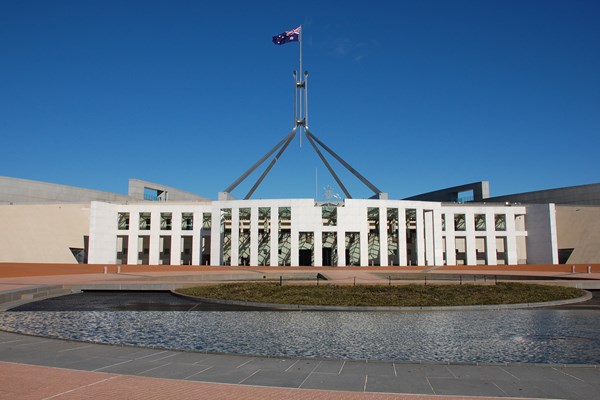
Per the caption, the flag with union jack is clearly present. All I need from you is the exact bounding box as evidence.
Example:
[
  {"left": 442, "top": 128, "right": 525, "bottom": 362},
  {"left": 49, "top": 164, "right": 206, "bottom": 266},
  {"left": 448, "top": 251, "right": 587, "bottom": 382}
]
[{"left": 272, "top": 26, "right": 301, "bottom": 45}]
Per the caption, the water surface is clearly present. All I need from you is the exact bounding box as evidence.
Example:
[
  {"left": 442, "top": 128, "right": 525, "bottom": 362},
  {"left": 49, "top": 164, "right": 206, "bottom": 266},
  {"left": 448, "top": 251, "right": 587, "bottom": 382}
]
[{"left": 1, "top": 308, "right": 599, "bottom": 364}]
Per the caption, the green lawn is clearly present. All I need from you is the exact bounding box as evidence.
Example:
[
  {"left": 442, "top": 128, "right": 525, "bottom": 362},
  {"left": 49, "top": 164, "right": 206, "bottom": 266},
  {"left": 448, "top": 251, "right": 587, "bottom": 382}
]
[{"left": 176, "top": 282, "right": 585, "bottom": 307}]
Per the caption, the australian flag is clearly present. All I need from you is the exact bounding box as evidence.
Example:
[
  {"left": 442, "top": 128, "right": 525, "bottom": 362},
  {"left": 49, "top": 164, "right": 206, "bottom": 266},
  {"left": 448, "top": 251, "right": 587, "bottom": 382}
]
[{"left": 272, "top": 26, "right": 301, "bottom": 45}]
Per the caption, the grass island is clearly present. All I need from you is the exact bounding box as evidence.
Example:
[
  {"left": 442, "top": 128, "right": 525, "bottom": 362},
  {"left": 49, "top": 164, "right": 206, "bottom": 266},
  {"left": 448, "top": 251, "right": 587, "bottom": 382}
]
[{"left": 176, "top": 282, "right": 585, "bottom": 307}]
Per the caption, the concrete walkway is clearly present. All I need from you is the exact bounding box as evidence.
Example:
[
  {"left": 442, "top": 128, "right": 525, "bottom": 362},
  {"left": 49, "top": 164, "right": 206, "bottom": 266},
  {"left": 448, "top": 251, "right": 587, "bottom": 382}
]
[{"left": 1, "top": 331, "right": 599, "bottom": 400}]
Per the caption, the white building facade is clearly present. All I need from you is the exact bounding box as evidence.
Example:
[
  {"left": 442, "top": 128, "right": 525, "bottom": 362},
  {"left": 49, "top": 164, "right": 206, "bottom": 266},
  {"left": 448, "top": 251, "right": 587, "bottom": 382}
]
[{"left": 88, "top": 199, "right": 558, "bottom": 267}]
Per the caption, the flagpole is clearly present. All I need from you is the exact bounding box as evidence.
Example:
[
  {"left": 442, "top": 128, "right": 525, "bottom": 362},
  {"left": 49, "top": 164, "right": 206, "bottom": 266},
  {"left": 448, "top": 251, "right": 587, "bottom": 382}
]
[
  {"left": 299, "top": 25, "right": 303, "bottom": 87},
  {"left": 299, "top": 25, "right": 303, "bottom": 148}
]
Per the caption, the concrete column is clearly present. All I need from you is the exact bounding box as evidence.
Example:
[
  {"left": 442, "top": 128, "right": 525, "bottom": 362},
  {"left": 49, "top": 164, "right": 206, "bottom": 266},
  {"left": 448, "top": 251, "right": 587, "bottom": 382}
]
[
  {"left": 169, "top": 234, "right": 181, "bottom": 265},
  {"left": 416, "top": 208, "right": 425, "bottom": 266},
  {"left": 128, "top": 234, "right": 138, "bottom": 266},
  {"left": 465, "top": 212, "right": 477, "bottom": 266},
  {"left": 149, "top": 211, "right": 160, "bottom": 265},
  {"left": 485, "top": 210, "right": 497, "bottom": 265},
  {"left": 432, "top": 208, "right": 444, "bottom": 266},
  {"left": 291, "top": 229, "right": 299, "bottom": 267},
  {"left": 314, "top": 230, "right": 323, "bottom": 267},
  {"left": 192, "top": 230, "right": 201, "bottom": 266},
  {"left": 250, "top": 207, "right": 259, "bottom": 266},
  {"left": 445, "top": 212, "right": 456, "bottom": 266},
  {"left": 230, "top": 208, "right": 239, "bottom": 266},
  {"left": 337, "top": 231, "right": 346, "bottom": 266},
  {"left": 270, "top": 206, "right": 278, "bottom": 267},
  {"left": 506, "top": 235, "right": 518, "bottom": 265},
  {"left": 210, "top": 208, "right": 222, "bottom": 266},
  {"left": 379, "top": 207, "right": 388, "bottom": 267},
  {"left": 127, "top": 212, "right": 139, "bottom": 264},
  {"left": 424, "top": 210, "right": 434, "bottom": 266},
  {"left": 360, "top": 228, "right": 369, "bottom": 267},
  {"left": 505, "top": 211, "right": 518, "bottom": 265},
  {"left": 486, "top": 234, "right": 497, "bottom": 265},
  {"left": 397, "top": 208, "right": 407, "bottom": 266}
]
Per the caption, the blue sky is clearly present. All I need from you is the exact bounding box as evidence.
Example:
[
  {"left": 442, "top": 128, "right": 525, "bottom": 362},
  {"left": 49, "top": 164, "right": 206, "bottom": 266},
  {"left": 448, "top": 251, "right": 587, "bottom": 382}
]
[{"left": 1, "top": 0, "right": 599, "bottom": 200}]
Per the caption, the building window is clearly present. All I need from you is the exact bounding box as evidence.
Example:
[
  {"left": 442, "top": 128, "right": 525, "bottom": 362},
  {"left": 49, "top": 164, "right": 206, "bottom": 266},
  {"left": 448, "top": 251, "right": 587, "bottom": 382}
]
[
  {"left": 441, "top": 214, "right": 446, "bottom": 231},
  {"left": 495, "top": 214, "right": 506, "bottom": 231},
  {"left": 182, "top": 213, "right": 193, "bottom": 231},
  {"left": 322, "top": 204, "right": 337, "bottom": 226},
  {"left": 454, "top": 214, "right": 466, "bottom": 231},
  {"left": 474, "top": 214, "right": 486, "bottom": 231},
  {"left": 202, "top": 213, "right": 212, "bottom": 229},
  {"left": 139, "top": 213, "right": 151, "bottom": 230},
  {"left": 118, "top": 212, "right": 129, "bottom": 230},
  {"left": 160, "top": 212, "right": 172, "bottom": 230}
]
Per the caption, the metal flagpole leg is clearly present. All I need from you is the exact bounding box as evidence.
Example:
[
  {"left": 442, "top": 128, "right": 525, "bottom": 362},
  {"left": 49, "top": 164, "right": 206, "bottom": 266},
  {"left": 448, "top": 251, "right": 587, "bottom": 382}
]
[
  {"left": 305, "top": 132, "right": 352, "bottom": 199},
  {"left": 223, "top": 131, "right": 296, "bottom": 194},
  {"left": 306, "top": 129, "right": 383, "bottom": 196},
  {"left": 244, "top": 127, "right": 297, "bottom": 199}
]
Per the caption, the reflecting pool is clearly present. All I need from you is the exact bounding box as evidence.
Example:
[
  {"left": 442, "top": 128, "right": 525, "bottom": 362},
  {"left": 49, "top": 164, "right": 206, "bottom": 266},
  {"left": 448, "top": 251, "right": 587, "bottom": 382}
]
[{"left": 1, "top": 309, "right": 599, "bottom": 364}]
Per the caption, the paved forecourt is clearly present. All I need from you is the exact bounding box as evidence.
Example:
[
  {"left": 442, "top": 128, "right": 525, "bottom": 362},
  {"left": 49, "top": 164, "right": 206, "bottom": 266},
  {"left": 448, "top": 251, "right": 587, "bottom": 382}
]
[
  {"left": 1, "top": 263, "right": 600, "bottom": 399},
  {"left": 0, "top": 330, "right": 599, "bottom": 400}
]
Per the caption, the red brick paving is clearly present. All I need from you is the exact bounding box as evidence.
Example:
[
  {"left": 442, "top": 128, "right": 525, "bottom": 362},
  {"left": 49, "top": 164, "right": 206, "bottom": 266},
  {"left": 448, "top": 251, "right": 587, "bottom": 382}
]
[{"left": 0, "top": 362, "right": 518, "bottom": 400}]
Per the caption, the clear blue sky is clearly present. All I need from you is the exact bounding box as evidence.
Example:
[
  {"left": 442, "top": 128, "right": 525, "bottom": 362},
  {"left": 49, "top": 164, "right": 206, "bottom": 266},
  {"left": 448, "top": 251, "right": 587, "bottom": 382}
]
[{"left": 1, "top": 0, "right": 599, "bottom": 200}]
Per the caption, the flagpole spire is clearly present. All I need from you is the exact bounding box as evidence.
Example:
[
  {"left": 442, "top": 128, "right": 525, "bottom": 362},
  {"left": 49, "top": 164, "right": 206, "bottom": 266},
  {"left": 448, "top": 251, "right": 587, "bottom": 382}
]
[
  {"left": 299, "top": 25, "right": 303, "bottom": 88},
  {"left": 221, "top": 25, "right": 385, "bottom": 200},
  {"left": 298, "top": 25, "right": 303, "bottom": 147}
]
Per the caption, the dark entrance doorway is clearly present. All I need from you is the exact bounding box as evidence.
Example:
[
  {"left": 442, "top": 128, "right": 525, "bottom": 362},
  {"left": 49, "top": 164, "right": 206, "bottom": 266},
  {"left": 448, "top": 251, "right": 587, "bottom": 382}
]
[
  {"left": 322, "top": 247, "right": 333, "bottom": 266},
  {"left": 299, "top": 249, "right": 312, "bottom": 266}
]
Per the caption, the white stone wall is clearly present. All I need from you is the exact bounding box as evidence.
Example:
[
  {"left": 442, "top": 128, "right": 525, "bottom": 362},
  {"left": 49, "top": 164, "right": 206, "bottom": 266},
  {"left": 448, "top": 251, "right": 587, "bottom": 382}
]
[
  {"left": 87, "top": 199, "right": 555, "bottom": 267},
  {"left": 440, "top": 204, "right": 527, "bottom": 266}
]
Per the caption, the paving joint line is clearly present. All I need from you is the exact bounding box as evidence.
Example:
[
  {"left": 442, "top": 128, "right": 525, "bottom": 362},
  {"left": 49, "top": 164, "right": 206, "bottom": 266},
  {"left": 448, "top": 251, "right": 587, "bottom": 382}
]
[
  {"left": 41, "top": 375, "right": 121, "bottom": 400},
  {"left": 137, "top": 362, "right": 170, "bottom": 375},
  {"left": 298, "top": 360, "right": 322, "bottom": 388},
  {"left": 363, "top": 375, "right": 368, "bottom": 392},
  {"left": 14, "top": 339, "right": 50, "bottom": 347},
  {"left": 152, "top": 352, "right": 179, "bottom": 362},
  {"left": 445, "top": 365, "right": 458, "bottom": 379},
  {"left": 238, "top": 368, "right": 261, "bottom": 384},
  {"left": 134, "top": 350, "right": 168, "bottom": 360},
  {"left": 93, "top": 359, "right": 132, "bottom": 372},
  {"left": 285, "top": 359, "right": 299, "bottom": 372},
  {"left": 183, "top": 365, "right": 213, "bottom": 380},
  {"left": 499, "top": 366, "right": 520, "bottom": 380},
  {"left": 492, "top": 381, "right": 508, "bottom": 395},
  {"left": 0, "top": 339, "right": 30, "bottom": 344},
  {"left": 425, "top": 376, "right": 436, "bottom": 395},
  {"left": 58, "top": 344, "right": 93, "bottom": 353},
  {"left": 338, "top": 360, "right": 346, "bottom": 375},
  {"left": 236, "top": 357, "right": 255, "bottom": 368},
  {"left": 392, "top": 361, "right": 397, "bottom": 377},
  {"left": 193, "top": 354, "right": 219, "bottom": 365},
  {"left": 552, "top": 367, "right": 585, "bottom": 382}
]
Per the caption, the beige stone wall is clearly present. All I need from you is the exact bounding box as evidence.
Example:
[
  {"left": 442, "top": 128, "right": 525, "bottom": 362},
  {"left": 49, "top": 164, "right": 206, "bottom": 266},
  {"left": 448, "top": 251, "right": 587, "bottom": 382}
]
[
  {"left": 0, "top": 204, "right": 89, "bottom": 263},
  {"left": 556, "top": 205, "right": 600, "bottom": 263}
]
